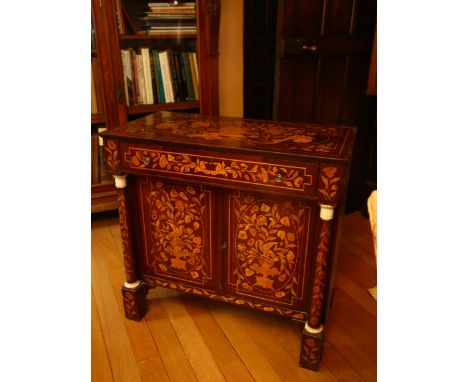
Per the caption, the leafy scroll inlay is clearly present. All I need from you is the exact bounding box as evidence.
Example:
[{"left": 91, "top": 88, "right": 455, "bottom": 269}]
[
  {"left": 318, "top": 166, "right": 340, "bottom": 202},
  {"left": 301, "top": 337, "right": 320, "bottom": 367},
  {"left": 143, "top": 276, "right": 307, "bottom": 320},
  {"left": 234, "top": 195, "right": 304, "bottom": 300},
  {"left": 126, "top": 148, "right": 310, "bottom": 191},
  {"left": 104, "top": 139, "right": 120, "bottom": 172},
  {"left": 309, "top": 221, "right": 331, "bottom": 327},
  {"left": 147, "top": 182, "right": 206, "bottom": 281}
]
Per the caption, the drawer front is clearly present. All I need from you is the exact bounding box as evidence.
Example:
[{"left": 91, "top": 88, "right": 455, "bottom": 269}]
[
  {"left": 223, "top": 191, "right": 317, "bottom": 313},
  {"left": 136, "top": 177, "right": 222, "bottom": 291},
  {"left": 121, "top": 143, "right": 317, "bottom": 196}
]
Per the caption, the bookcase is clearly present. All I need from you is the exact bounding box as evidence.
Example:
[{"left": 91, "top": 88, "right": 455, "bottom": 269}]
[{"left": 91, "top": 0, "right": 221, "bottom": 213}]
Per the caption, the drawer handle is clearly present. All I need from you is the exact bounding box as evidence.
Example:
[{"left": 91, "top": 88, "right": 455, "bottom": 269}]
[
  {"left": 275, "top": 173, "right": 284, "bottom": 183},
  {"left": 143, "top": 156, "right": 151, "bottom": 166},
  {"left": 302, "top": 44, "right": 317, "bottom": 52}
]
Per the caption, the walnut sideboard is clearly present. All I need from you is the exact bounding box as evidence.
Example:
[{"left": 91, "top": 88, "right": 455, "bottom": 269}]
[{"left": 100, "top": 111, "right": 356, "bottom": 370}]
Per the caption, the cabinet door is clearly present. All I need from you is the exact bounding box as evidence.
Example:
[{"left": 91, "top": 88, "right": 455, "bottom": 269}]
[
  {"left": 136, "top": 176, "right": 222, "bottom": 291},
  {"left": 225, "top": 191, "right": 316, "bottom": 311}
]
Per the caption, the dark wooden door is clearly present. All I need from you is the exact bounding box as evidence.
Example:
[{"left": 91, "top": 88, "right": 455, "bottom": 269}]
[
  {"left": 271, "top": 0, "right": 376, "bottom": 211},
  {"left": 273, "top": 0, "right": 376, "bottom": 124}
]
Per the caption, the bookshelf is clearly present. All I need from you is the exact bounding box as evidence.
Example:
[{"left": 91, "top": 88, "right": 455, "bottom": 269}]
[{"left": 90, "top": 0, "right": 221, "bottom": 212}]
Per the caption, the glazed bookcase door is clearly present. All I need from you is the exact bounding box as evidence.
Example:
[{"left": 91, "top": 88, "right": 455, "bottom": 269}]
[
  {"left": 136, "top": 176, "right": 222, "bottom": 290},
  {"left": 224, "top": 191, "right": 317, "bottom": 311},
  {"left": 107, "top": 0, "right": 220, "bottom": 119}
]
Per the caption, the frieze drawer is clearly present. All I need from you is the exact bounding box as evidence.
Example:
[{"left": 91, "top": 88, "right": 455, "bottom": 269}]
[
  {"left": 99, "top": 111, "right": 356, "bottom": 371},
  {"left": 120, "top": 143, "right": 318, "bottom": 196}
]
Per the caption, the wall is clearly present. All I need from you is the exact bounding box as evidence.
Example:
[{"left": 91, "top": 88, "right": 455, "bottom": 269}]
[{"left": 218, "top": 0, "right": 243, "bottom": 117}]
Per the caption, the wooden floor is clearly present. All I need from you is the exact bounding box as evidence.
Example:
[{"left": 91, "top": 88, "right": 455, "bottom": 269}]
[{"left": 91, "top": 211, "right": 377, "bottom": 382}]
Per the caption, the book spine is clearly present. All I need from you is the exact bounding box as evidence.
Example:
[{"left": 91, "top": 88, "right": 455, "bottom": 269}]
[
  {"left": 175, "top": 51, "right": 189, "bottom": 101},
  {"left": 181, "top": 52, "right": 194, "bottom": 101},
  {"left": 159, "top": 51, "right": 174, "bottom": 103},
  {"left": 152, "top": 50, "right": 166, "bottom": 103},
  {"left": 167, "top": 50, "right": 180, "bottom": 102},
  {"left": 141, "top": 48, "right": 154, "bottom": 104},
  {"left": 124, "top": 49, "right": 135, "bottom": 105},
  {"left": 129, "top": 48, "right": 140, "bottom": 104},
  {"left": 115, "top": 0, "right": 125, "bottom": 34},
  {"left": 120, "top": 50, "right": 130, "bottom": 106},
  {"left": 148, "top": 51, "right": 159, "bottom": 104},
  {"left": 189, "top": 52, "right": 199, "bottom": 100},
  {"left": 136, "top": 54, "right": 147, "bottom": 103}
]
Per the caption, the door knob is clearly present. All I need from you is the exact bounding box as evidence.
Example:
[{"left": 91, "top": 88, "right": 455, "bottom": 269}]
[{"left": 302, "top": 44, "right": 317, "bottom": 52}]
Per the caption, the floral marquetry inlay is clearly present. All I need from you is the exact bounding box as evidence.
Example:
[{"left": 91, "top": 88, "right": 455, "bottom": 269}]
[
  {"left": 232, "top": 194, "right": 308, "bottom": 304},
  {"left": 124, "top": 147, "right": 313, "bottom": 192},
  {"left": 318, "top": 166, "right": 342, "bottom": 204},
  {"left": 145, "top": 181, "right": 208, "bottom": 283},
  {"left": 103, "top": 139, "right": 121, "bottom": 173},
  {"left": 105, "top": 111, "right": 355, "bottom": 160}
]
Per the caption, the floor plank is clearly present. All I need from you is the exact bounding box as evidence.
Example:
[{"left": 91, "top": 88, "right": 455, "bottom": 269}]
[
  {"left": 91, "top": 227, "right": 142, "bottom": 382},
  {"left": 91, "top": 210, "right": 377, "bottom": 381},
  {"left": 91, "top": 292, "right": 114, "bottom": 382},
  {"left": 156, "top": 288, "right": 226, "bottom": 381}
]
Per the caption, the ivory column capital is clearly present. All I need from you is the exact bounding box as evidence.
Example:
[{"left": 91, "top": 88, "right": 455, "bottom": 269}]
[
  {"left": 113, "top": 175, "right": 127, "bottom": 189},
  {"left": 319, "top": 204, "right": 334, "bottom": 221}
]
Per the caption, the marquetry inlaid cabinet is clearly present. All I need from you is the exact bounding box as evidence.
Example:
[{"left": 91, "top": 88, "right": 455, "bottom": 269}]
[{"left": 100, "top": 111, "right": 356, "bottom": 370}]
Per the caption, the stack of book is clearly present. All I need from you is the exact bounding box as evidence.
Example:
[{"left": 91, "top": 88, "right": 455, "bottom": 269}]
[
  {"left": 121, "top": 47, "right": 199, "bottom": 105},
  {"left": 140, "top": 2, "right": 196, "bottom": 35}
]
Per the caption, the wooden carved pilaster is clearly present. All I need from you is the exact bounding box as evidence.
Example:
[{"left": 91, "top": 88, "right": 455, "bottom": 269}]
[
  {"left": 114, "top": 175, "right": 137, "bottom": 284},
  {"left": 300, "top": 203, "right": 335, "bottom": 370},
  {"left": 115, "top": 174, "right": 149, "bottom": 321}
]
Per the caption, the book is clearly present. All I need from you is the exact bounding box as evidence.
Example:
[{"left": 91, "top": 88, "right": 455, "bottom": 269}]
[
  {"left": 148, "top": 50, "right": 159, "bottom": 104},
  {"left": 167, "top": 50, "right": 180, "bottom": 101},
  {"left": 129, "top": 48, "right": 141, "bottom": 104},
  {"left": 141, "top": 47, "right": 154, "bottom": 104},
  {"left": 136, "top": 53, "right": 147, "bottom": 103},
  {"left": 182, "top": 52, "right": 195, "bottom": 101},
  {"left": 152, "top": 50, "right": 166, "bottom": 103},
  {"left": 188, "top": 52, "right": 199, "bottom": 100},
  {"left": 120, "top": 49, "right": 134, "bottom": 106},
  {"left": 115, "top": 0, "right": 126, "bottom": 34},
  {"left": 159, "top": 50, "right": 174, "bottom": 102},
  {"left": 174, "top": 51, "right": 189, "bottom": 101}
]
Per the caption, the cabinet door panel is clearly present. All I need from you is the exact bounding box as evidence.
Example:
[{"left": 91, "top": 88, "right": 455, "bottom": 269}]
[
  {"left": 136, "top": 176, "right": 221, "bottom": 291},
  {"left": 225, "top": 191, "right": 316, "bottom": 310}
]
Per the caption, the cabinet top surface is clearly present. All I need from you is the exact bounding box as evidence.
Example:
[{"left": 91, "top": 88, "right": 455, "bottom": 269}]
[{"left": 101, "top": 111, "right": 356, "bottom": 161}]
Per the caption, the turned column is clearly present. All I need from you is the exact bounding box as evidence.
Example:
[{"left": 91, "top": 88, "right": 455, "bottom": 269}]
[
  {"left": 300, "top": 203, "right": 334, "bottom": 370},
  {"left": 114, "top": 175, "right": 148, "bottom": 320}
]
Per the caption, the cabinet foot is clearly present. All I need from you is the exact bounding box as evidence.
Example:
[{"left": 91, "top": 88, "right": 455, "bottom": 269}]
[
  {"left": 121, "top": 282, "right": 148, "bottom": 321},
  {"left": 299, "top": 326, "right": 324, "bottom": 371}
]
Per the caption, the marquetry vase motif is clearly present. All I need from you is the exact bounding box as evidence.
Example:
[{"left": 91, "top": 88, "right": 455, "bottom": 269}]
[
  {"left": 146, "top": 182, "right": 207, "bottom": 282},
  {"left": 233, "top": 194, "right": 305, "bottom": 301}
]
